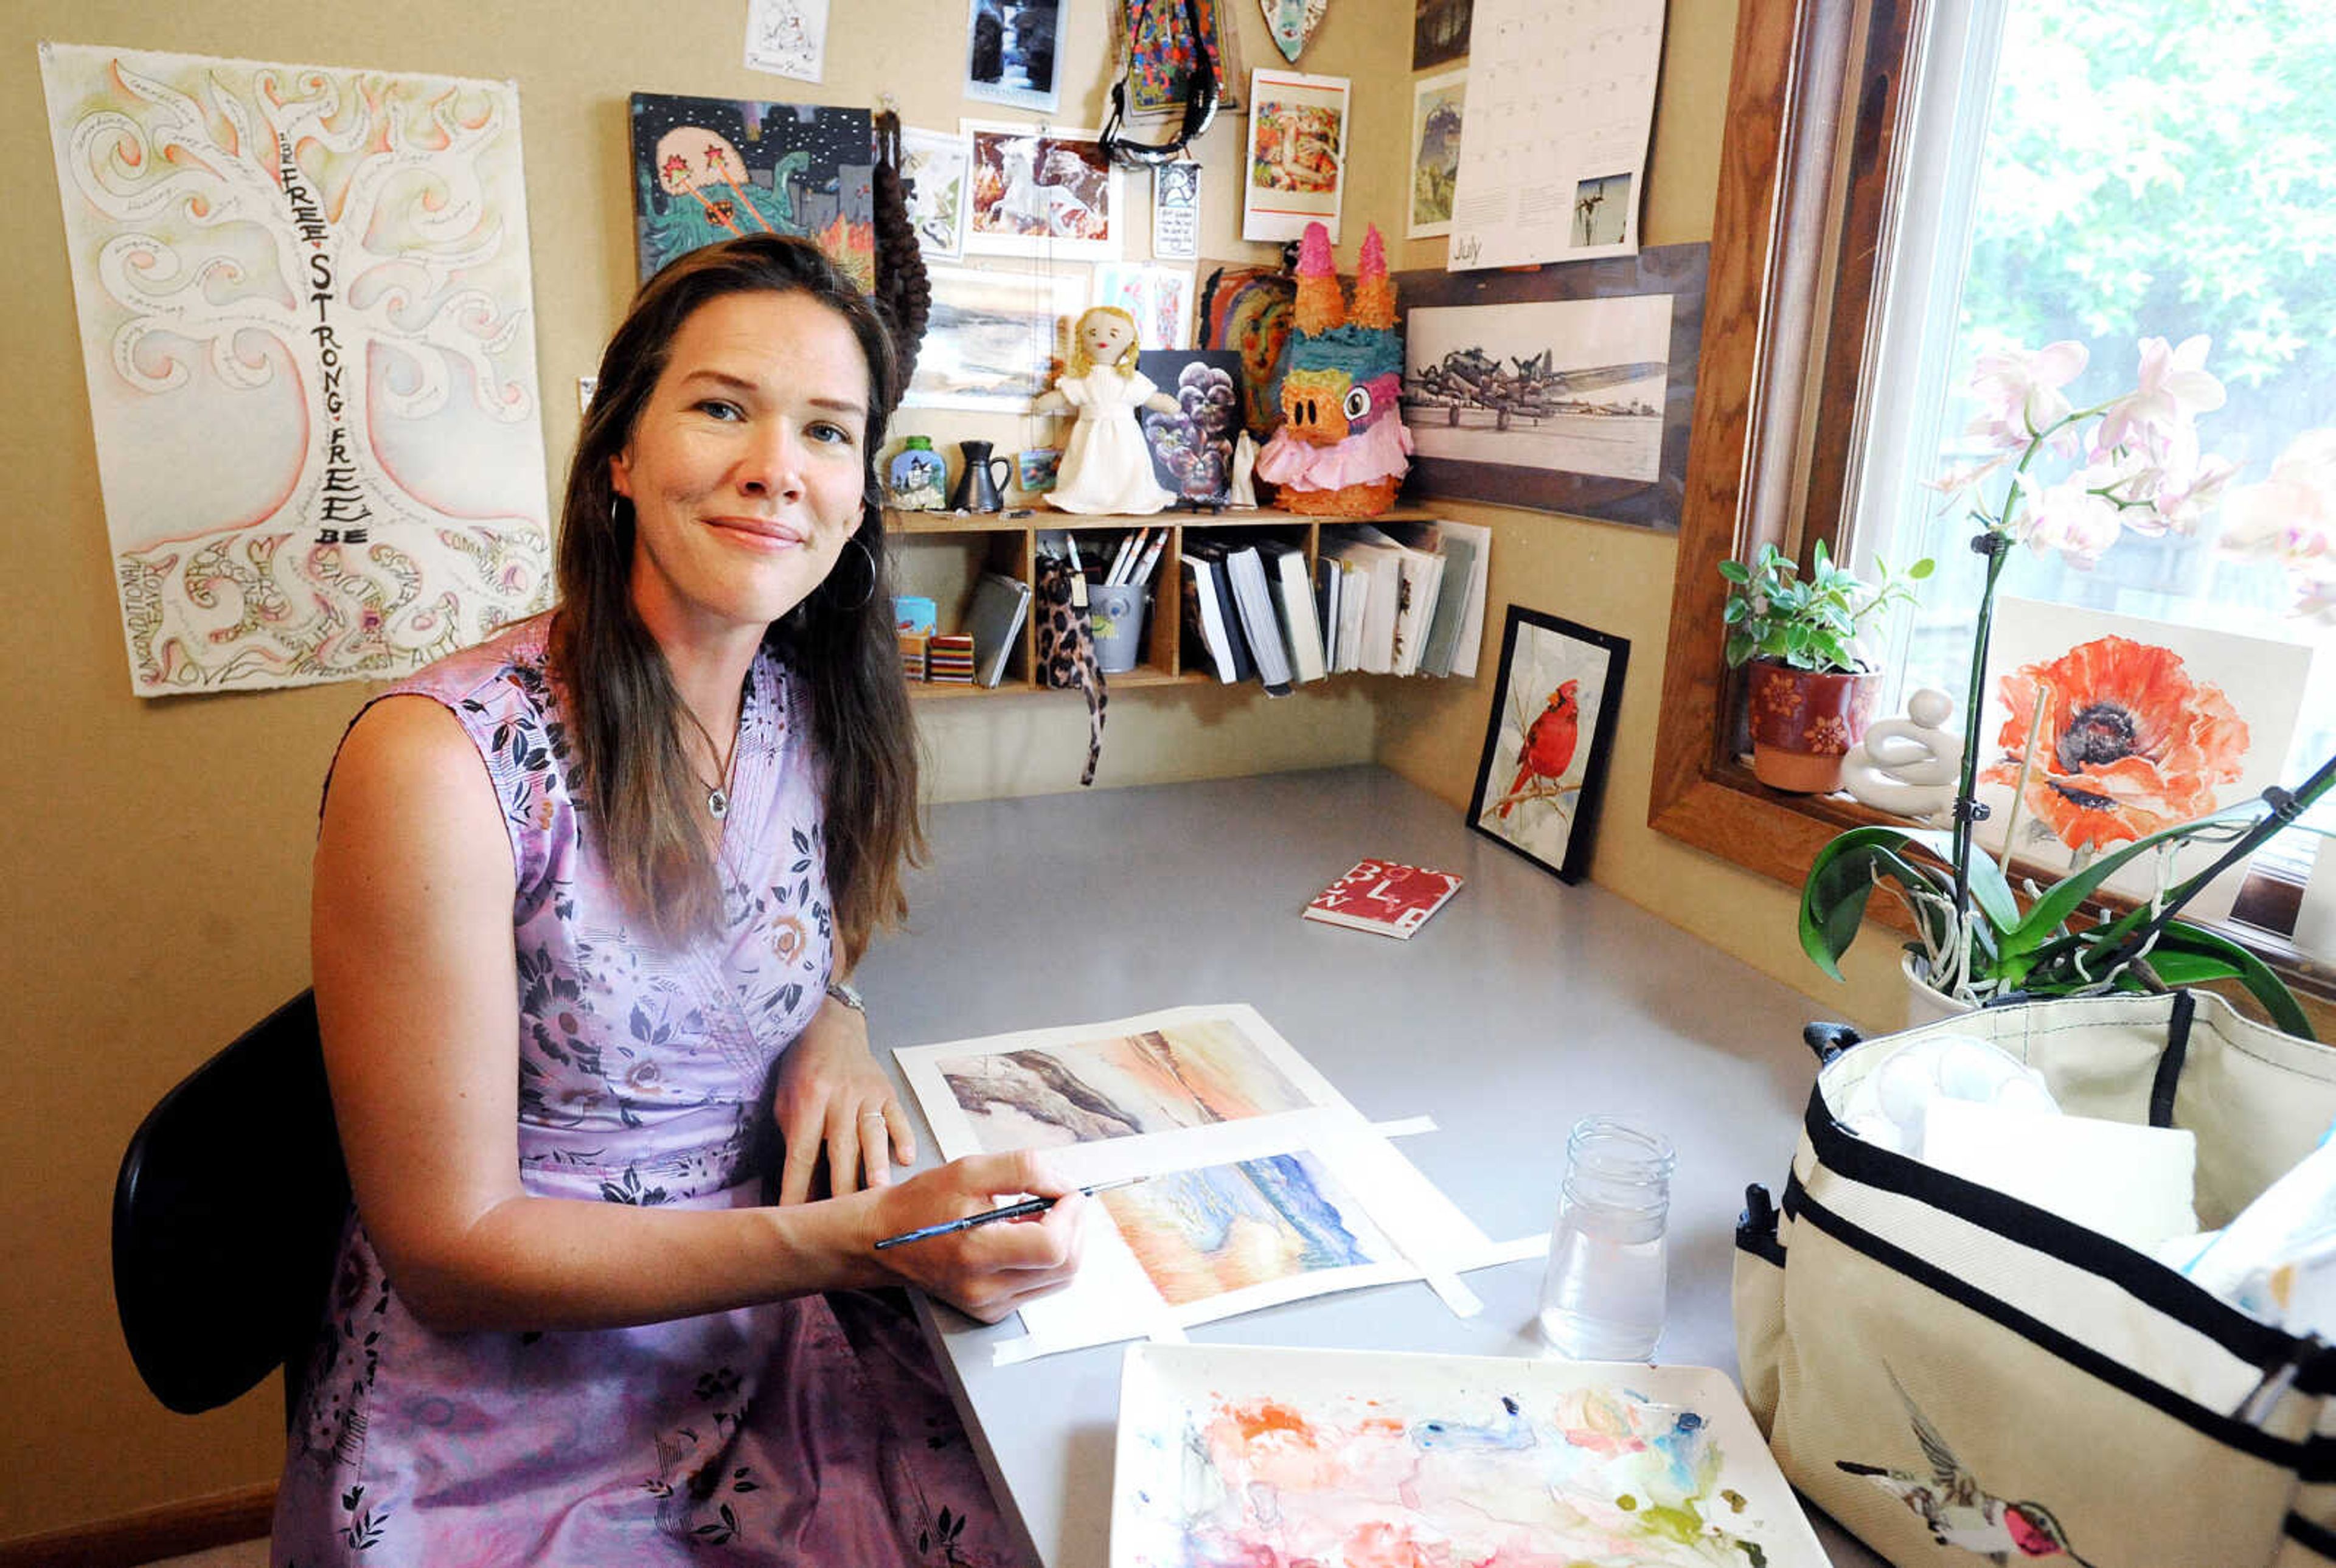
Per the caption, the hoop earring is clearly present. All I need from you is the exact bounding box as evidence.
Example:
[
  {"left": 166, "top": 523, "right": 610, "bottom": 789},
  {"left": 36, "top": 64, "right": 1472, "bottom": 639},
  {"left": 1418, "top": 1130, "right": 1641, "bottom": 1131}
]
[{"left": 830, "top": 533, "right": 878, "bottom": 612}]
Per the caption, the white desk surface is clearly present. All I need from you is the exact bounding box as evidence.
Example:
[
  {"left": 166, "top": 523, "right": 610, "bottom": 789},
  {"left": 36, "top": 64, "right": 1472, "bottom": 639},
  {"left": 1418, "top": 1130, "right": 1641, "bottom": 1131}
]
[{"left": 855, "top": 763, "right": 1886, "bottom": 1567}]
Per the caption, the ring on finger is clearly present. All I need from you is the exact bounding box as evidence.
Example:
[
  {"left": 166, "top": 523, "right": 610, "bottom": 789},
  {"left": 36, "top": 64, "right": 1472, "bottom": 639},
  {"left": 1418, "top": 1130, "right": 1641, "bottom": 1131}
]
[{"left": 860, "top": 1110, "right": 888, "bottom": 1123}]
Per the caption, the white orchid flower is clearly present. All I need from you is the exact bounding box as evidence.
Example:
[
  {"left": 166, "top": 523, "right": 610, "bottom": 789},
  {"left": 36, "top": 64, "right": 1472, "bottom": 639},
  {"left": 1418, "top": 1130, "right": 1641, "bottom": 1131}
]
[
  {"left": 1967, "top": 340, "right": 2088, "bottom": 446},
  {"left": 2095, "top": 335, "right": 2226, "bottom": 458},
  {"left": 2012, "top": 469, "right": 2124, "bottom": 565},
  {"left": 2221, "top": 428, "right": 2336, "bottom": 619}
]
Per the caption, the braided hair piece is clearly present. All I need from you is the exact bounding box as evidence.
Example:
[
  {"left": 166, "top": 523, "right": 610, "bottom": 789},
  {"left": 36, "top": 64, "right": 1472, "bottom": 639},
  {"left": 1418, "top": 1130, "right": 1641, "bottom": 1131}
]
[{"left": 871, "top": 111, "right": 931, "bottom": 389}]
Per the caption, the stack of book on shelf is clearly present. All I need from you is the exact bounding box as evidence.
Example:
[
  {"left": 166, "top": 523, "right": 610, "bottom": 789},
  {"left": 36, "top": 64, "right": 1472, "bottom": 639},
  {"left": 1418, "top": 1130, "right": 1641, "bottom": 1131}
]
[
  {"left": 1315, "top": 519, "right": 1490, "bottom": 679},
  {"left": 1180, "top": 520, "right": 1490, "bottom": 695},
  {"left": 962, "top": 572, "right": 1031, "bottom": 689},
  {"left": 1181, "top": 536, "right": 1287, "bottom": 693},
  {"left": 926, "top": 633, "right": 976, "bottom": 684}
]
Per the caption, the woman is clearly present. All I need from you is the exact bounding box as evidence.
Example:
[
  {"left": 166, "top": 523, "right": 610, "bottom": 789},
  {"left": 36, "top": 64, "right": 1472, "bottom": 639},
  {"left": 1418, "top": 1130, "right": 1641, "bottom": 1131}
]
[{"left": 274, "top": 235, "right": 1085, "bottom": 1565}]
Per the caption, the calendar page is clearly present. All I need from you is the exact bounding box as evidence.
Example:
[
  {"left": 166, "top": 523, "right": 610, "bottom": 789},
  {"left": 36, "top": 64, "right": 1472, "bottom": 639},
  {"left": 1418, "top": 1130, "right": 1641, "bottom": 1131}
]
[{"left": 1446, "top": 0, "right": 1666, "bottom": 270}]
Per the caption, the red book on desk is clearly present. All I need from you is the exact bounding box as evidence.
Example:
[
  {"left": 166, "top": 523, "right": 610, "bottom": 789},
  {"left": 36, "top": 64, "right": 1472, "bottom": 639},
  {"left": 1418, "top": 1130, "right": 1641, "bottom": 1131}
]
[{"left": 1302, "top": 858, "right": 1462, "bottom": 940}]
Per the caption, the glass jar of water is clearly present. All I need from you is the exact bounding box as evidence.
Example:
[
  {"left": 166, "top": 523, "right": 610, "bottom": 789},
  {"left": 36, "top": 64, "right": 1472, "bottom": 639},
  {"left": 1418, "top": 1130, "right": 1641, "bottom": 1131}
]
[{"left": 1537, "top": 1115, "right": 1674, "bottom": 1361}]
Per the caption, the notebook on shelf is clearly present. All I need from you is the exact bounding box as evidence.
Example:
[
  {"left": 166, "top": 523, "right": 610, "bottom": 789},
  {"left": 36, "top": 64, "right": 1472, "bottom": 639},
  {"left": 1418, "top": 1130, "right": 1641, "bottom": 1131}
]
[{"left": 964, "top": 572, "right": 1031, "bottom": 689}]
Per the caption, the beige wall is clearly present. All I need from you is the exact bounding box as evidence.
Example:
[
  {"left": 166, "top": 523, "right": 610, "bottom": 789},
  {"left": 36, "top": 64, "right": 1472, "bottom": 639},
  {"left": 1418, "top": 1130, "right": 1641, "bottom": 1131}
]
[
  {"left": 1371, "top": 0, "right": 1917, "bottom": 1038},
  {"left": 0, "top": 0, "right": 1881, "bottom": 1540}
]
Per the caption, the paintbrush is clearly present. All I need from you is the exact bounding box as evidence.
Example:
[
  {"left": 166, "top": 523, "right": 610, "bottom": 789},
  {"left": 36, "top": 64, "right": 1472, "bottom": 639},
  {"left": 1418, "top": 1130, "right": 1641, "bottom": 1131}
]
[{"left": 872, "top": 1176, "right": 1141, "bottom": 1250}]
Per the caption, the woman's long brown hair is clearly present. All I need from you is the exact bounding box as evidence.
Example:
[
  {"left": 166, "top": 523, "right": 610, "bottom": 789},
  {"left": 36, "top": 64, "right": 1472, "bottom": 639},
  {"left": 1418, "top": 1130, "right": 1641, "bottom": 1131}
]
[{"left": 555, "top": 234, "right": 923, "bottom": 965}]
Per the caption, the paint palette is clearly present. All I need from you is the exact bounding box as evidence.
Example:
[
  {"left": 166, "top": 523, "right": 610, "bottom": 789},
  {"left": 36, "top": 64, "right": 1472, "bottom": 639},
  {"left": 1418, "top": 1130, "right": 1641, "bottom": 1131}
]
[{"left": 1111, "top": 1342, "right": 1827, "bottom": 1567}]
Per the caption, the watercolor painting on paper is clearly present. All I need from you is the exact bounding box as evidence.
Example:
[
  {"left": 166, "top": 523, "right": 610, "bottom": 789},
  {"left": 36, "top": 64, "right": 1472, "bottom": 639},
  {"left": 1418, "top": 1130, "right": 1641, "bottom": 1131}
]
[
  {"left": 1113, "top": 1344, "right": 1828, "bottom": 1568},
  {"left": 1100, "top": 1154, "right": 1394, "bottom": 1306},
  {"left": 40, "top": 43, "right": 552, "bottom": 697},
  {"left": 1978, "top": 597, "right": 2310, "bottom": 920},
  {"left": 936, "top": 1015, "right": 1318, "bottom": 1151}
]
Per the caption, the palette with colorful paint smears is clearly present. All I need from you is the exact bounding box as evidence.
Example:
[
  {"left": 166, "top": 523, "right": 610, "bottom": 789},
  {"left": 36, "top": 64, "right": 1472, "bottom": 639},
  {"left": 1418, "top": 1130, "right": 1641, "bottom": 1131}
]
[{"left": 1111, "top": 1342, "right": 1827, "bottom": 1567}]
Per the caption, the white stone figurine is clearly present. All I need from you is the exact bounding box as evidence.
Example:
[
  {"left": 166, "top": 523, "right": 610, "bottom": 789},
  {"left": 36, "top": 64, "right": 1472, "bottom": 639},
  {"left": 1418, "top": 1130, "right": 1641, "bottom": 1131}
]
[
  {"left": 1840, "top": 687, "right": 1964, "bottom": 821},
  {"left": 1227, "top": 431, "right": 1260, "bottom": 509},
  {"left": 1034, "top": 307, "right": 1178, "bottom": 516}
]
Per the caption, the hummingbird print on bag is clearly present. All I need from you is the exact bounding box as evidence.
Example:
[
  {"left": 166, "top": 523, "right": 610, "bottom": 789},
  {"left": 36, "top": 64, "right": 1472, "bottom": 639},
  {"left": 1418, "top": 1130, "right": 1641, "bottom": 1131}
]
[{"left": 1837, "top": 1372, "right": 2096, "bottom": 1565}]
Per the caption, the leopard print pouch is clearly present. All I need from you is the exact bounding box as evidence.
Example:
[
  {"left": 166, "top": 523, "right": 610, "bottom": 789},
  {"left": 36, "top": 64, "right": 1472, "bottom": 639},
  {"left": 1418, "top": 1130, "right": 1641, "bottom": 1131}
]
[{"left": 1035, "top": 553, "right": 1107, "bottom": 786}]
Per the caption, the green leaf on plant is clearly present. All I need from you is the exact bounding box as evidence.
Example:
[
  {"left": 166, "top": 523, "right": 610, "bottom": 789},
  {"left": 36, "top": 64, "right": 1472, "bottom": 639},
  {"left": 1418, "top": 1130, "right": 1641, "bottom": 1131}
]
[
  {"left": 1799, "top": 828, "right": 1952, "bottom": 979},
  {"left": 2001, "top": 799, "right": 2266, "bottom": 956},
  {"left": 2147, "top": 923, "right": 2315, "bottom": 1039}
]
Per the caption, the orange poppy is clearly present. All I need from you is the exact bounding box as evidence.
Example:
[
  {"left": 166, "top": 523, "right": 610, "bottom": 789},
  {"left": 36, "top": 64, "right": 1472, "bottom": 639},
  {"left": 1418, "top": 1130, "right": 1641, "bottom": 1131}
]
[{"left": 1980, "top": 634, "right": 2248, "bottom": 852}]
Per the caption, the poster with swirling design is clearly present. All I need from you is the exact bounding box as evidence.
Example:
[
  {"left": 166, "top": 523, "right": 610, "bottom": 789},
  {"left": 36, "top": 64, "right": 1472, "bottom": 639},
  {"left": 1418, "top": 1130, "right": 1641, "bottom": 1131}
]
[{"left": 40, "top": 43, "right": 551, "bottom": 696}]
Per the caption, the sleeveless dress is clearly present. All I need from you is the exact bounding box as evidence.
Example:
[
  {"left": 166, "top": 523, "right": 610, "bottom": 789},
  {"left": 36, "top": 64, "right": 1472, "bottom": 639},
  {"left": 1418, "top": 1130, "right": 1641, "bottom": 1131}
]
[
  {"left": 272, "top": 615, "right": 1028, "bottom": 1567},
  {"left": 1043, "top": 367, "right": 1176, "bottom": 515}
]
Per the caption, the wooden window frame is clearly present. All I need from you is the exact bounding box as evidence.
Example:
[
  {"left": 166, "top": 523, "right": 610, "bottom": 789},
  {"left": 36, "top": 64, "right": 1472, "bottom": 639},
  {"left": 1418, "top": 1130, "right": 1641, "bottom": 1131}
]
[{"left": 1646, "top": 0, "right": 2334, "bottom": 1002}]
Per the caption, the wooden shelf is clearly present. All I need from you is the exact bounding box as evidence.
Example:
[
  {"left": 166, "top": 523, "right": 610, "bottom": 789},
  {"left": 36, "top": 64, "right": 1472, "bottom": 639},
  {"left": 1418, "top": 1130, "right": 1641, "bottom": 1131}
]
[{"left": 886, "top": 505, "right": 1442, "bottom": 698}]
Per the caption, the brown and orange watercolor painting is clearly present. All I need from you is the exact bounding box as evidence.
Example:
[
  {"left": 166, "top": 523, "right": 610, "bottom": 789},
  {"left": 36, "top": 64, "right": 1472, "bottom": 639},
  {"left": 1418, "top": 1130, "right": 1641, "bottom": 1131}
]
[{"left": 937, "top": 1017, "right": 1318, "bottom": 1151}]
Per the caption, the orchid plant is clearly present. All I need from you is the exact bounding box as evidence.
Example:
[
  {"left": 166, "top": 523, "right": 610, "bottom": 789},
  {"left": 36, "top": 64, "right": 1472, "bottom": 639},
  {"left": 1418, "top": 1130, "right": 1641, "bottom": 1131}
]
[{"left": 1800, "top": 335, "right": 2336, "bottom": 1036}]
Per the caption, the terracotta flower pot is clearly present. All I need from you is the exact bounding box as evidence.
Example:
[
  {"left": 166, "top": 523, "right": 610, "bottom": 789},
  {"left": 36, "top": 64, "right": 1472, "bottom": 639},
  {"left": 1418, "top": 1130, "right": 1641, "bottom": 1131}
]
[{"left": 1744, "top": 657, "right": 1879, "bottom": 794}]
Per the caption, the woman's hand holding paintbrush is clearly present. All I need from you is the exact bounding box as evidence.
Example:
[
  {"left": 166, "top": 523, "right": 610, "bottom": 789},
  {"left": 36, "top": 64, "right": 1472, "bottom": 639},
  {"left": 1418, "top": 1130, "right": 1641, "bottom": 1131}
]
[
  {"left": 877, "top": 1176, "right": 1140, "bottom": 1249},
  {"left": 856, "top": 1150, "right": 1098, "bottom": 1323}
]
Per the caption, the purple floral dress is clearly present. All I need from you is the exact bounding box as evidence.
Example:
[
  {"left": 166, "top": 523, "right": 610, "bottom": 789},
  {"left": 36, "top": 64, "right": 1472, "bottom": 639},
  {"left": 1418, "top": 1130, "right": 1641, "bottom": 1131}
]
[{"left": 273, "top": 616, "right": 1027, "bottom": 1567}]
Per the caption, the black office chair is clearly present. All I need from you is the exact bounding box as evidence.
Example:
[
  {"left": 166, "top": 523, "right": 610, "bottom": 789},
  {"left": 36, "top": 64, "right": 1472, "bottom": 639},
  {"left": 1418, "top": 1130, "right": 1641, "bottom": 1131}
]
[{"left": 113, "top": 990, "right": 350, "bottom": 1416}]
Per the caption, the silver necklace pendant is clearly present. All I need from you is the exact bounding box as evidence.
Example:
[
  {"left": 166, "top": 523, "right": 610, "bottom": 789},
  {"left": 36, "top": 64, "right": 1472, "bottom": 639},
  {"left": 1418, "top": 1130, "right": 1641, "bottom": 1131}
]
[{"left": 707, "top": 786, "right": 730, "bottom": 820}]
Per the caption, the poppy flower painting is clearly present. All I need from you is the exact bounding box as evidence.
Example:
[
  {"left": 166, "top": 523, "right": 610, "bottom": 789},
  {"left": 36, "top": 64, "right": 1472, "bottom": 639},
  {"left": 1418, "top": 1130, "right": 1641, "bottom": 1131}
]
[
  {"left": 1975, "top": 598, "right": 2312, "bottom": 918},
  {"left": 1981, "top": 636, "right": 2248, "bottom": 852}
]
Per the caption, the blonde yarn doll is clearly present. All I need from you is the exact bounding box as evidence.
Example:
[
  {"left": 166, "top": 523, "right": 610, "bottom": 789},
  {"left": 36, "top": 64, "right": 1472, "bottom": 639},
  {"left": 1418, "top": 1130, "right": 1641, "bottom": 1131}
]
[{"left": 1036, "top": 306, "right": 1178, "bottom": 515}]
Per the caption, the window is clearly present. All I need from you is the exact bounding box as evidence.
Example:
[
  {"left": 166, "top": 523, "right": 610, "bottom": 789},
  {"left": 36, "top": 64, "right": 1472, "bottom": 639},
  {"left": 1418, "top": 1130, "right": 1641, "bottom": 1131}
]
[
  {"left": 1650, "top": 0, "right": 2331, "bottom": 988},
  {"left": 1851, "top": 0, "right": 2336, "bottom": 875}
]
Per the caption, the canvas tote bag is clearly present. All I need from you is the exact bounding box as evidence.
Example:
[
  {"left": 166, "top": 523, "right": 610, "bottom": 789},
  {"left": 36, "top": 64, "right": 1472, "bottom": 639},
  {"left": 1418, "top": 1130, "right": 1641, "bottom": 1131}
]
[{"left": 1736, "top": 990, "right": 2336, "bottom": 1567}]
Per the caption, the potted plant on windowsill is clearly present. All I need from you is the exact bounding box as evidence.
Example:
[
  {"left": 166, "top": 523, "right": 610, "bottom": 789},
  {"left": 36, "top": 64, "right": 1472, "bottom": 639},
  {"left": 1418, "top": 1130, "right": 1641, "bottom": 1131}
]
[
  {"left": 1797, "top": 335, "right": 2336, "bottom": 1034},
  {"left": 1720, "top": 541, "right": 1933, "bottom": 794}
]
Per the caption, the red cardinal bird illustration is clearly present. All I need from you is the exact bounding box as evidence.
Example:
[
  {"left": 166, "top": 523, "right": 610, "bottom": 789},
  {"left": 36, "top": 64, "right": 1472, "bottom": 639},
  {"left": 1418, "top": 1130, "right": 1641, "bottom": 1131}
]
[{"left": 1500, "top": 679, "right": 1580, "bottom": 818}]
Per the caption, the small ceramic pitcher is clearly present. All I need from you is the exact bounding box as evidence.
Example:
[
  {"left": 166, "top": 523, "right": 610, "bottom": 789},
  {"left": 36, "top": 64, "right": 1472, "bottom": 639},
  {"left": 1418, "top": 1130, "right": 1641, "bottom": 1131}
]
[{"left": 951, "top": 440, "right": 1012, "bottom": 512}]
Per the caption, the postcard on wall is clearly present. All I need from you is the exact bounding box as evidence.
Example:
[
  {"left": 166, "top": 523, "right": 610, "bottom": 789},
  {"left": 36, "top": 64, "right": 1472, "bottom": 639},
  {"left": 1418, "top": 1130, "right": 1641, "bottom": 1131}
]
[
  {"left": 1093, "top": 264, "right": 1195, "bottom": 350},
  {"left": 902, "top": 265, "right": 1087, "bottom": 411},
  {"left": 1408, "top": 68, "right": 1468, "bottom": 238},
  {"left": 1446, "top": 0, "right": 1666, "bottom": 269},
  {"left": 1413, "top": 0, "right": 1475, "bottom": 69},
  {"left": 1975, "top": 598, "right": 2314, "bottom": 921},
  {"left": 39, "top": 43, "right": 551, "bottom": 697},
  {"left": 1242, "top": 69, "right": 1350, "bottom": 244},
  {"left": 901, "top": 126, "right": 972, "bottom": 260},
  {"left": 628, "top": 93, "right": 873, "bottom": 288},
  {"left": 1112, "top": 1345, "right": 1830, "bottom": 1568},
  {"left": 965, "top": 0, "right": 1063, "bottom": 113},
  {"left": 962, "top": 120, "right": 1124, "bottom": 259},
  {"left": 1152, "top": 161, "right": 1200, "bottom": 259},
  {"left": 744, "top": 0, "right": 829, "bottom": 81}
]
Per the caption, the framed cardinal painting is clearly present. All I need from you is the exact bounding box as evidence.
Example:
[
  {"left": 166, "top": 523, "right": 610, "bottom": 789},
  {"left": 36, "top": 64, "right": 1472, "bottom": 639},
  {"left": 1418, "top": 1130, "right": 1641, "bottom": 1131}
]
[{"left": 1469, "top": 608, "right": 1629, "bottom": 883}]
